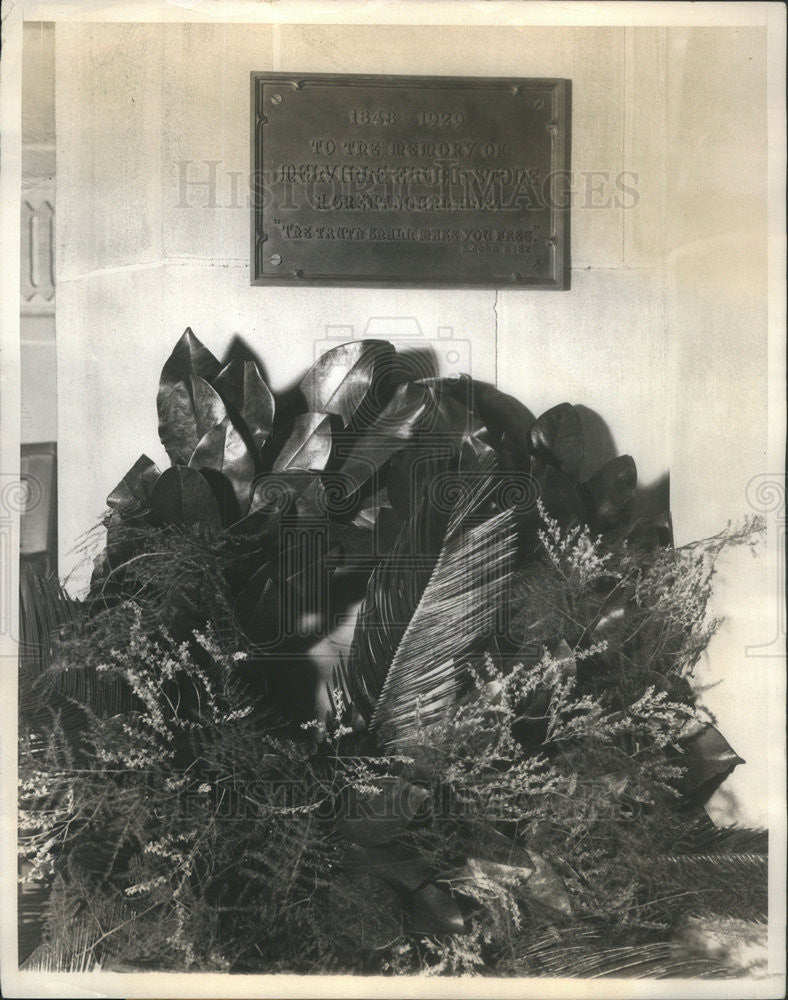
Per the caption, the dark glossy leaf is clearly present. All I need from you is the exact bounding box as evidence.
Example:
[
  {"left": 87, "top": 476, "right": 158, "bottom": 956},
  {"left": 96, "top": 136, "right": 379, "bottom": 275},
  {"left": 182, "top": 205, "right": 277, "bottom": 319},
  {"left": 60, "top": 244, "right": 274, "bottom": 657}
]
[
  {"left": 157, "top": 329, "right": 226, "bottom": 465},
  {"left": 512, "top": 638, "right": 577, "bottom": 747},
  {"left": 161, "top": 327, "right": 222, "bottom": 384},
  {"left": 675, "top": 722, "right": 745, "bottom": 802},
  {"left": 106, "top": 454, "right": 161, "bottom": 511},
  {"left": 241, "top": 471, "right": 315, "bottom": 524},
  {"left": 418, "top": 379, "right": 496, "bottom": 457},
  {"left": 652, "top": 509, "right": 675, "bottom": 547},
  {"left": 211, "top": 359, "right": 275, "bottom": 455},
  {"left": 338, "top": 382, "right": 433, "bottom": 499},
  {"left": 336, "top": 777, "right": 430, "bottom": 847},
  {"left": 406, "top": 883, "right": 465, "bottom": 935},
  {"left": 272, "top": 412, "right": 333, "bottom": 472},
  {"left": 386, "top": 445, "right": 459, "bottom": 524},
  {"left": 299, "top": 339, "right": 396, "bottom": 427},
  {"left": 529, "top": 402, "right": 584, "bottom": 481},
  {"left": 329, "top": 508, "right": 401, "bottom": 567},
  {"left": 188, "top": 417, "right": 256, "bottom": 515},
  {"left": 582, "top": 454, "right": 637, "bottom": 530},
  {"left": 592, "top": 592, "right": 630, "bottom": 640},
  {"left": 158, "top": 375, "right": 227, "bottom": 468},
  {"left": 232, "top": 563, "right": 280, "bottom": 643},
  {"left": 471, "top": 379, "right": 534, "bottom": 453},
  {"left": 340, "top": 843, "right": 433, "bottom": 893},
  {"left": 519, "top": 850, "right": 573, "bottom": 916},
  {"left": 329, "top": 870, "right": 403, "bottom": 950},
  {"left": 547, "top": 637, "right": 577, "bottom": 676},
  {"left": 148, "top": 465, "right": 222, "bottom": 529},
  {"left": 617, "top": 517, "right": 661, "bottom": 553},
  {"left": 425, "top": 375, "right": 533, "bottom": 456},
  {"left": 537, "top": 464, "right": 584, "bottom": 526},
  {"left": 460, "top": 850, "right": 570, "bottom": 916}
]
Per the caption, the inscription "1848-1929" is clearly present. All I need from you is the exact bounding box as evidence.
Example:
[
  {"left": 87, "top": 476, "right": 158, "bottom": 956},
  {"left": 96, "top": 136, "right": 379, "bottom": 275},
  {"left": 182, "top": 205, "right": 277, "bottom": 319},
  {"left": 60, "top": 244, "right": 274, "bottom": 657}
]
[{"left": 252, "top": 73, "right": 571, "bottom": 288}]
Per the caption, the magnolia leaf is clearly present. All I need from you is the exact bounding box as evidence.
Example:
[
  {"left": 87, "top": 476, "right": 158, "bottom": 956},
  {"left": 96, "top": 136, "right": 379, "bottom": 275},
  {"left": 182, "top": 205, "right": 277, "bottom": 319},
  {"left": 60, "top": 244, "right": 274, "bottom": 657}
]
[
  {"left": 159, "top": 375, "right": 228, "bottom": 467},
  {"left": 272, "top": 412, "right": 333, "bottom": 472},
  {"left": 422, "top": 381, "right": 495, "bottom": 457},
  {"left": 582, "top": 454, "right": 637, "bottom": 530},
  {"left": 465, "top": 856, "right": 534, "bottom": 886},
  {"left": 157, "top": 329, "right": 226, "bottom": 465},
  {"left": 232, "top": 564, "right": 280, "bottom": 643},
  {"left": 211, "top": 359, "right": 275, "bottom": 454},
  {"left": 529, "top": 402, "right": 584, "bottom": 481},
  {"left": 537, "top": 465, "right": 584, "bottom": 526},
  {"left": 106, "top": 454, "right": 161, "bottom": 511},
  {"left": 148, "top": 465, "right": 222, "bottom": 529},
  {"left": 329, "top": 870, "right": 403, "bottom": 950},
  {"left": 521, "top": 851, "right": 573, "bottom": 917},
  {"left": 387, "top": 445, "right": 458, "bottom": 524},
  {"left": 652, "top": 509, "right": 674, "bottom": 547},
  {"left": 548, "top": 637, "right": 577, "bottom": 677},
  {"left": 406, "top": 883, "right": 465, "bottom": 935},
  {"left": 340, "top": 843, "right": 433, "bottom": 893},
  {"left": 676, "top": 722, "right": 745, "bottom": 802},
  {"left": 592, "top": 592, "right": 630, "bottom": 639},
  {"left": 461, "top": 851, "right": 570, "bottom": 917},
  {"left": 425, "top": 376, "right": 533, "bottom": 458},
  {"left": 245, "top": 472, "right": 315, "bottom": 522},
  {"left": 512, "top": 639, "right": 576, "bottom": 748},
  {"left": 625, "top": 517, "right": 661, "bottom": 552},
  {"left": 336, "top": 777, "right": 430, "bottom": 847},
  {"left": 470, "top": 379, "right": 534, "bottom": 455},
  {"left": 188, "top": 417, "right": 256, "bottom": 515},
  {"left": 299, "top": 339, "right": 396, "bottom": 427},
  {"left": 338, "top": 382, "right": 433, "bottom": 499},
  {"left": 161, "top": 327, "right": 222, "bottom": 384}
]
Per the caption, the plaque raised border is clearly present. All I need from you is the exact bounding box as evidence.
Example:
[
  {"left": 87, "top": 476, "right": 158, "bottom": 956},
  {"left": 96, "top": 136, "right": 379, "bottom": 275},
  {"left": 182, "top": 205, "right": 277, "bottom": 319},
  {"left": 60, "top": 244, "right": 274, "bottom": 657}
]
[{"left": 251, "top": 73, "right": 571, "bottom": 289}]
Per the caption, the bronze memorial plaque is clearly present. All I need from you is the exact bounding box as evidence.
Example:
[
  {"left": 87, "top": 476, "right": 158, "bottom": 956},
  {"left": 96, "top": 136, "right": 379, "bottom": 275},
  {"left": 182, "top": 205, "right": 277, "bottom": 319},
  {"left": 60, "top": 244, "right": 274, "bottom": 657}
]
[{"left": 251, "top": 73, "right": 571, "bottom": 289}]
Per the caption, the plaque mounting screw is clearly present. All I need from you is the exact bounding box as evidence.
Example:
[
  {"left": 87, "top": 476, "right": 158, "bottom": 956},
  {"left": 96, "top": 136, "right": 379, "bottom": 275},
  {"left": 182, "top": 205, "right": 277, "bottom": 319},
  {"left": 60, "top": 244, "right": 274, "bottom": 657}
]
[
  {"left": 270, "top": 93, "right": 283, "bottom": 106},
  {"left": 269, "top": 253, "right": 283, "bottom": 266}
]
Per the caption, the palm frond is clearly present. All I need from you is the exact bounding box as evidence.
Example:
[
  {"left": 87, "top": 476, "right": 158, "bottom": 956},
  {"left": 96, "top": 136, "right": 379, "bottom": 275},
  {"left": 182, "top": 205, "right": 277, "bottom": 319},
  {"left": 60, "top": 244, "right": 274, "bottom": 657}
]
[
  {"left": 344, "top": 453, "right": 516, "bottom": 746},
  {"left": 678, "top": 818, "right": 768, "bottom": 855},
  {"left": 514, "top": 925, "right": 741, "bottom": 979},
  {"left": 645, "top": 851, "right": 768, "bottom": 921},
  {"left": 371, "top": 508, "right": 515, "bottom": 747},
  {"left": 20, "top": 570, "right": 136, "bottom": 736},
  {"left": 19, "top": 569, "right": 79, "bottom": 681},
  {"left": 654, "top": 852, "right": 767, "bottom": 873},
  {"left": 528, "top": 940, "right": 734, "bottom": 979}
]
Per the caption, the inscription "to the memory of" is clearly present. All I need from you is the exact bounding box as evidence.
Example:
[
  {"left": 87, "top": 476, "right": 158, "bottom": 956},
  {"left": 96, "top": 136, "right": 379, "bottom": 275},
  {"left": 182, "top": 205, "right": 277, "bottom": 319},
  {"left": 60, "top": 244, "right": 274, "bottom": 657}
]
[{"left": 252, "top": 73, "right": 571, "bottom": 288}]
